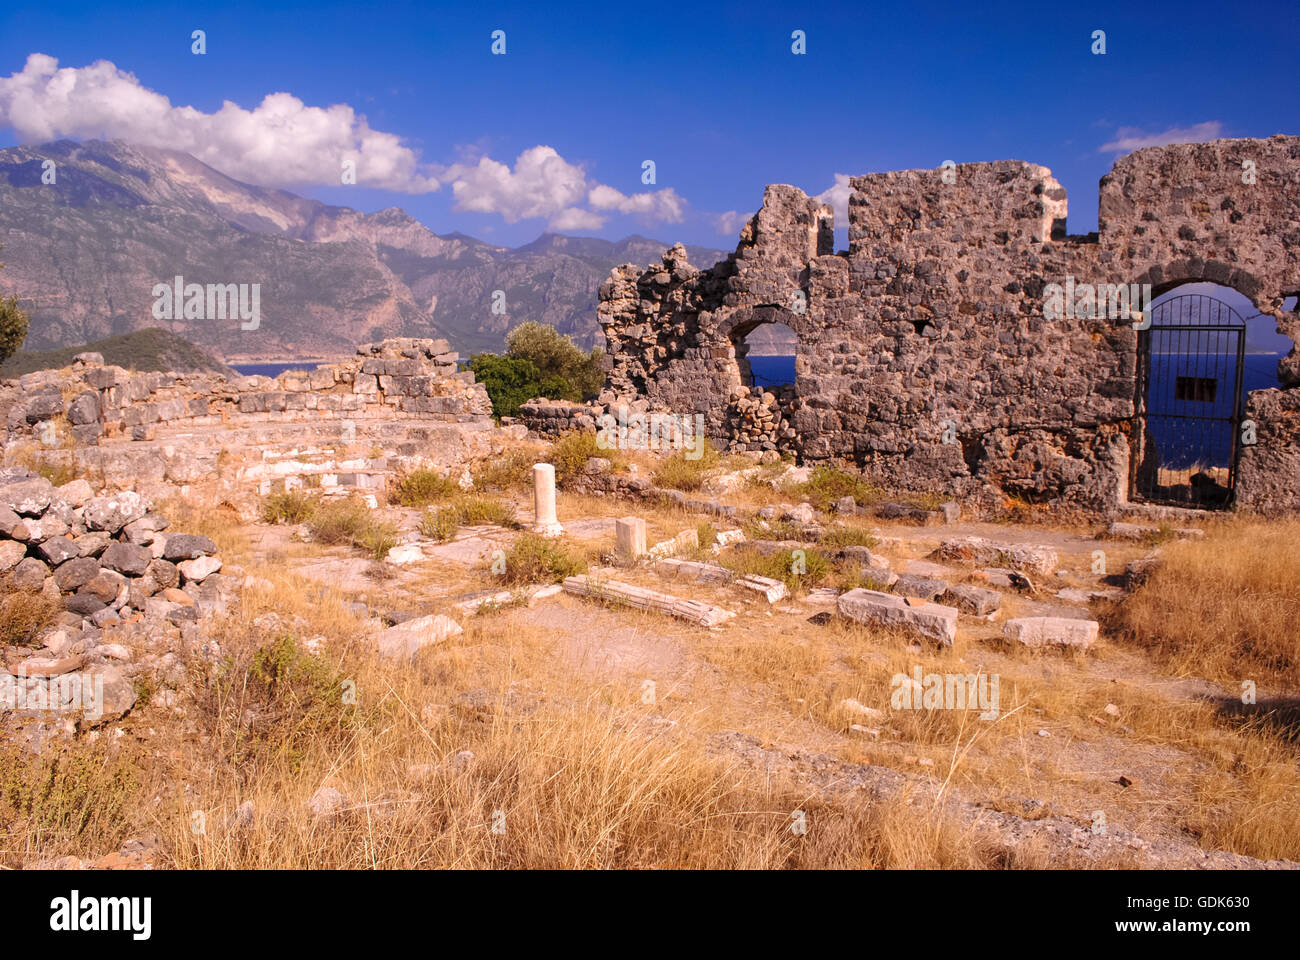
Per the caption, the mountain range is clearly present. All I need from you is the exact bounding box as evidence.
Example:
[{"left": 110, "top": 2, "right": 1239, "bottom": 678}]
[{"left": 0, "top": 140, "right": 728, "bottom": 361}]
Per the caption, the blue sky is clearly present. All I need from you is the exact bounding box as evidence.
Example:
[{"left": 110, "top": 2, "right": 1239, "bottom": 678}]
[{"left": 2, "top": 0, "right": 1297, "bottom": 250}]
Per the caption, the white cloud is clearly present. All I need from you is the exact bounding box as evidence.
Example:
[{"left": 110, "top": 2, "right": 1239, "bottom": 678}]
[
  {"left": 815, "top": 173, "right": 851, "bottom": 224},
  {"left": 713, "top": 210, "right": 753, "bottom": 236},
  {"left": 443, "top": 146, "right": 587, "bottom": 223},
  {"left": 443, "top": 148, "right": 687, "bottom": 230},
  {"left": 1099, "top": 121, "right": 1224, "bottom": 154},
  {"left": 588, "top": 183, "right": 685, "bottom": 222},
  {"left": 0, "top": 53, "right": 693, "bottom": 230},
  {"left": 0, "top": 53, "right": 441, "bottom": 192}
]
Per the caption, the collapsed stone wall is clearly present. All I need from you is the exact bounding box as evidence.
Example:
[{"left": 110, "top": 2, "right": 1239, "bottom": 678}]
[
  {"left": 0, "top": 338, "right": 502, "bottom": 502},
  {"left": 595, "top": 136, "right": 1300, "bottom": 513}
]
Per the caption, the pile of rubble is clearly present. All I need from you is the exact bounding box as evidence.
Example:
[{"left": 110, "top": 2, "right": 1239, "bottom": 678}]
[
  {"left": 726, "top": 385, "right": 796, "bottom": 453},
  {"left": 0, "top": 469, "right": 231, "bottom": 631}
]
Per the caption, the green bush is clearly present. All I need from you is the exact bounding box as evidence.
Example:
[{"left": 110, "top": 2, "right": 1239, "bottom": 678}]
[
  {"left": 0, "top": 246, "right": 29, "bottom": 366},
  {"left": 390, "top": 469, "right": 461, "bottom": 507},
  {"left": 721, "top": 546, "right": 832, "bottom": 595},
  {"left": 419, "top": 496, "right": 517, "bottom": 542},
  {"left": 798, "top": 466, "right": 883, "bottom": 511},
  {"left": 466, "top": 353, "right": 576, "bottom": 419},
  {"left": 466, "top": 322, "right": 605, "bottom": 419},
  {"left": 499, "top": 533, "right": 589, "bottom": 584},
  {"left": 262, "top": 490, "right": 317, "bottom": 524},
  {"left": 652, "top": 442, "right": 721, "bottom": 492},
  {"left": 472, "top": 448, "right": 536, "bottom": 491},
  {"left": 547, "top": 430, "right": 623, "bottom": 484},
  {"left": 505, "top": 322, "right": 605, "bottom": 399},
  {"left": 819, "top": 526, "right": 879, "bottom": 550}
]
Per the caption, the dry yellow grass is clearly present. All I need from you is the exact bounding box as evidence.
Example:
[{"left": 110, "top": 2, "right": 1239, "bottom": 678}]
[{"left": 1109, "top": 518, "right": 1300, "bottom": 688}]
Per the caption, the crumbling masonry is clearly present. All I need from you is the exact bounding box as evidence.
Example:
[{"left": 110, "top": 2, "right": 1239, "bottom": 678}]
[{"left": 595, "top": 136, "right": 1300, "bottom": 513}]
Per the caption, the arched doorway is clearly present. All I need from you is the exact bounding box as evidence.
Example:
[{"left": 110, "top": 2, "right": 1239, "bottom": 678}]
[
  {"left": 1132, "top": 291, "right": 1247, "bottom": 507},
  {"left": 720, "top": 308, "right": 800, "bottom": 455}
]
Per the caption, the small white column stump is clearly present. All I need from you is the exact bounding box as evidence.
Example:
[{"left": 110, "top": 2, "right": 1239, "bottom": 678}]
[
  {"left": 615, "top": 517, "right": 647, "bottom": 559},
  {"left": 532, "top": 463, "right": 564, "bottom": 537}
]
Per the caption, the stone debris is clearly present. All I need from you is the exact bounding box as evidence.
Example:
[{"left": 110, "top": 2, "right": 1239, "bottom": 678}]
[
  {"left": 652, "top": 557, "right": 788, "bottom": 603},
  {"left": 372, "top": 613, "right": 464, "bottom": 659},
  {"left": 1003, "top": 617, "right": 1099, "bottom": 650},
  {"left": 1106, "top": 521, "right": 1205, "bottom": 541},
  {"left": 452, "top": 584, "right": 562, "bottom": 615},
  {"left": 936, "top": 537, "right": 1058, "bottom": 575},
  {"left": 836, "top": 588, "right": 959, "bottom": 645},
  {"left": 941, "top": 583, "right": 1003, "bottom": 615},
  {"left": 562, "top": 575, "right": 735, "bottom": 627},
  {"left": 647, "top": 527, "right": 699, "bottom": 559}
]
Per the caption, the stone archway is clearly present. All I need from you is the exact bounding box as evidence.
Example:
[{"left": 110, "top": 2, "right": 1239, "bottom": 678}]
[{"left": 716, "top": 306, "right": 803, "bottom": 455}]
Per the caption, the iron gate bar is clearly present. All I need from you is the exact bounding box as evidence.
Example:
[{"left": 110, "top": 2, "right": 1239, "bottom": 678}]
[{"left": 1132, "top": 293, "right": 1247, "bottom": 509}]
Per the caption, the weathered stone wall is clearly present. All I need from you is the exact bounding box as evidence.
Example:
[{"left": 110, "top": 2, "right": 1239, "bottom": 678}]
[
  {"left": 596, "top": 136, "right": 1300, "bottom": 513},
  {"left": 0, "top": 338, "right": 501, "bottom": 500}
]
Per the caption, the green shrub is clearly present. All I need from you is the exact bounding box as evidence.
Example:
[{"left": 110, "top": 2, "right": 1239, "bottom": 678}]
[
  {"left": 472, "top": 448, "right": 537, "bottom": 491},
  {"left": 499, "top": 533, "right": 589, "bottom": 584},
  {"left": 798, "top": 466, "right": 883, "bottom": 511},
  {"left": 307, "top": 500, "right": 372, "bottom": 545},
  {"left": 262, "top": 490, "right": 317, "bottom": 524},
  {"left": 0, "top": 588, "right": 59, "bottom": 646},
  {"left": 0, "top": 245, "right": 29, "bottom": 366},
  {"left": 505, "top": 321, "right": 604, "bottom": 398},
  {"left": 390, "top": 469, "right": 460, "bottom": 507},
  {"left": 697, "top": 522, "right": 718, "bottom": 549},
  {"left": 420, "top": 507, "right": 462, "bottom": 543},
  {"left": 420, "top": 496, "right": 517, "bottom": 542},
  {"left": 465, "top": 353, "right": 577, "bottom": 419},
  {"left": 819, "top": 526, "right": 879, "bottom": 550},
  {"left": 721, "top": 546, "right": 832, "bottom": 595},
  {"left": 547, "top": 431, "right": 613, "bottom": 484},
  {"left": 652, "top": 441, "right": 721, "bottom": 491}
]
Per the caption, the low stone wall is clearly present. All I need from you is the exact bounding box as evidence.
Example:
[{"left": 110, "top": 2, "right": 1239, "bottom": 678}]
[
  {"left": 0, "top": 338, "right": 507, "bottom": 504},
  {"left": 2, "top": 337, "right": 491, "bottom": 446}
]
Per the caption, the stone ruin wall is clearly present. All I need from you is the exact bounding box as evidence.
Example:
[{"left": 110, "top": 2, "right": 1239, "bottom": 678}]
[
  {"left": 592, "top": 135, "right": 1300, "bottom": 514},
  {"left": 0, "top": 338, "right": 501, "bottom": 504}
]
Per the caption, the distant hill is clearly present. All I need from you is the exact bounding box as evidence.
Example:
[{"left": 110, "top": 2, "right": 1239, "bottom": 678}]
[
  {"left": 0, "top": 327, "right": 232, "bottom": 378},
  {"left": 0, "top": 140, "right": 728, "bottom": 358}
]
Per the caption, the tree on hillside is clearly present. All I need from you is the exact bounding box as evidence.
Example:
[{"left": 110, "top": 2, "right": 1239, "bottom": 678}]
[
  {"left": 466, "top": 353, "right": 578, "bottom": 420},
  {"left": 504, "top": 322, "right": 604, "bottom": 400},
  {"left": 0, "top": 246, "right": 30, "bottom": 365}
]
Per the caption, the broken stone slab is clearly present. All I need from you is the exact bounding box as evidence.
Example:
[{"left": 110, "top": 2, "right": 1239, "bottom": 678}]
[
  {"left": 1055, "top": 587, "right": 1124, "bottom": 604},
  {"left": 836, "top": 588, "right": 958, "bottom": 645},
  {"left": 647, "top": 527, "right": 699, "bottom": 559},
  {"left": 1107, "top": 521, "right": 1204, "bottom": 541},
  {"left": 452, "top": 584, "right": 563, "bottom": 614},
  {"left": 0, "top": 539, "right": 25, "bottom": 573},
  {"left": 736, "top": 574, "right": 787, "bottom": 603},
  {"left": 1003, "top": 617, "right": 1099, "bottom": 650},
  {"left": 942, "top": 584, "right": 1003, "bottom": 615},
  {"left": 562, "top": 575, "right": 735, "bottom": 627},
  {"left": 654, "top": 557, "right": 732, "bottom": 584},
  {"left": 1125, "top": 550, "right": 1162, "bottom": 588},
  {"left": 373, "top": 613, "right": 464, "bottom": 659},
  {"left": 178, "top": 555, "right": 222, "bottom": 583},
  {"left": 891, "top": 574, "right": 949, "bottom": 601},
  {"left": 936, "top": 536, "right": 1058, "bottom": 576},
  {"left": 0, "top": 477, "right": 55, "bottom": 516},
  {"left": 386, "top": 544, "right": 426, "bottom": 565},
  {"left": 82, "top": 492, "right": 149, "bottom": 533}
]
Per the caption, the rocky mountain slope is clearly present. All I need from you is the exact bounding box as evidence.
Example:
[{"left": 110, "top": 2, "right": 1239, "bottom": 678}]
[{"left": 0, "top": 140, "right": 726, "bottom": 359}]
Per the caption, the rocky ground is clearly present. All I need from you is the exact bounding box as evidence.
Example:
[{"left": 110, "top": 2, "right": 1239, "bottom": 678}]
[{"left": 1, "top": 441, "right": 1296, "bottom": 870}]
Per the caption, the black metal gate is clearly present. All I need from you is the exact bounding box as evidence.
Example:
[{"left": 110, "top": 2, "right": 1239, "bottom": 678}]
[{"left": 1132, "top": 294, "right": 1246, "bottom": 508}]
